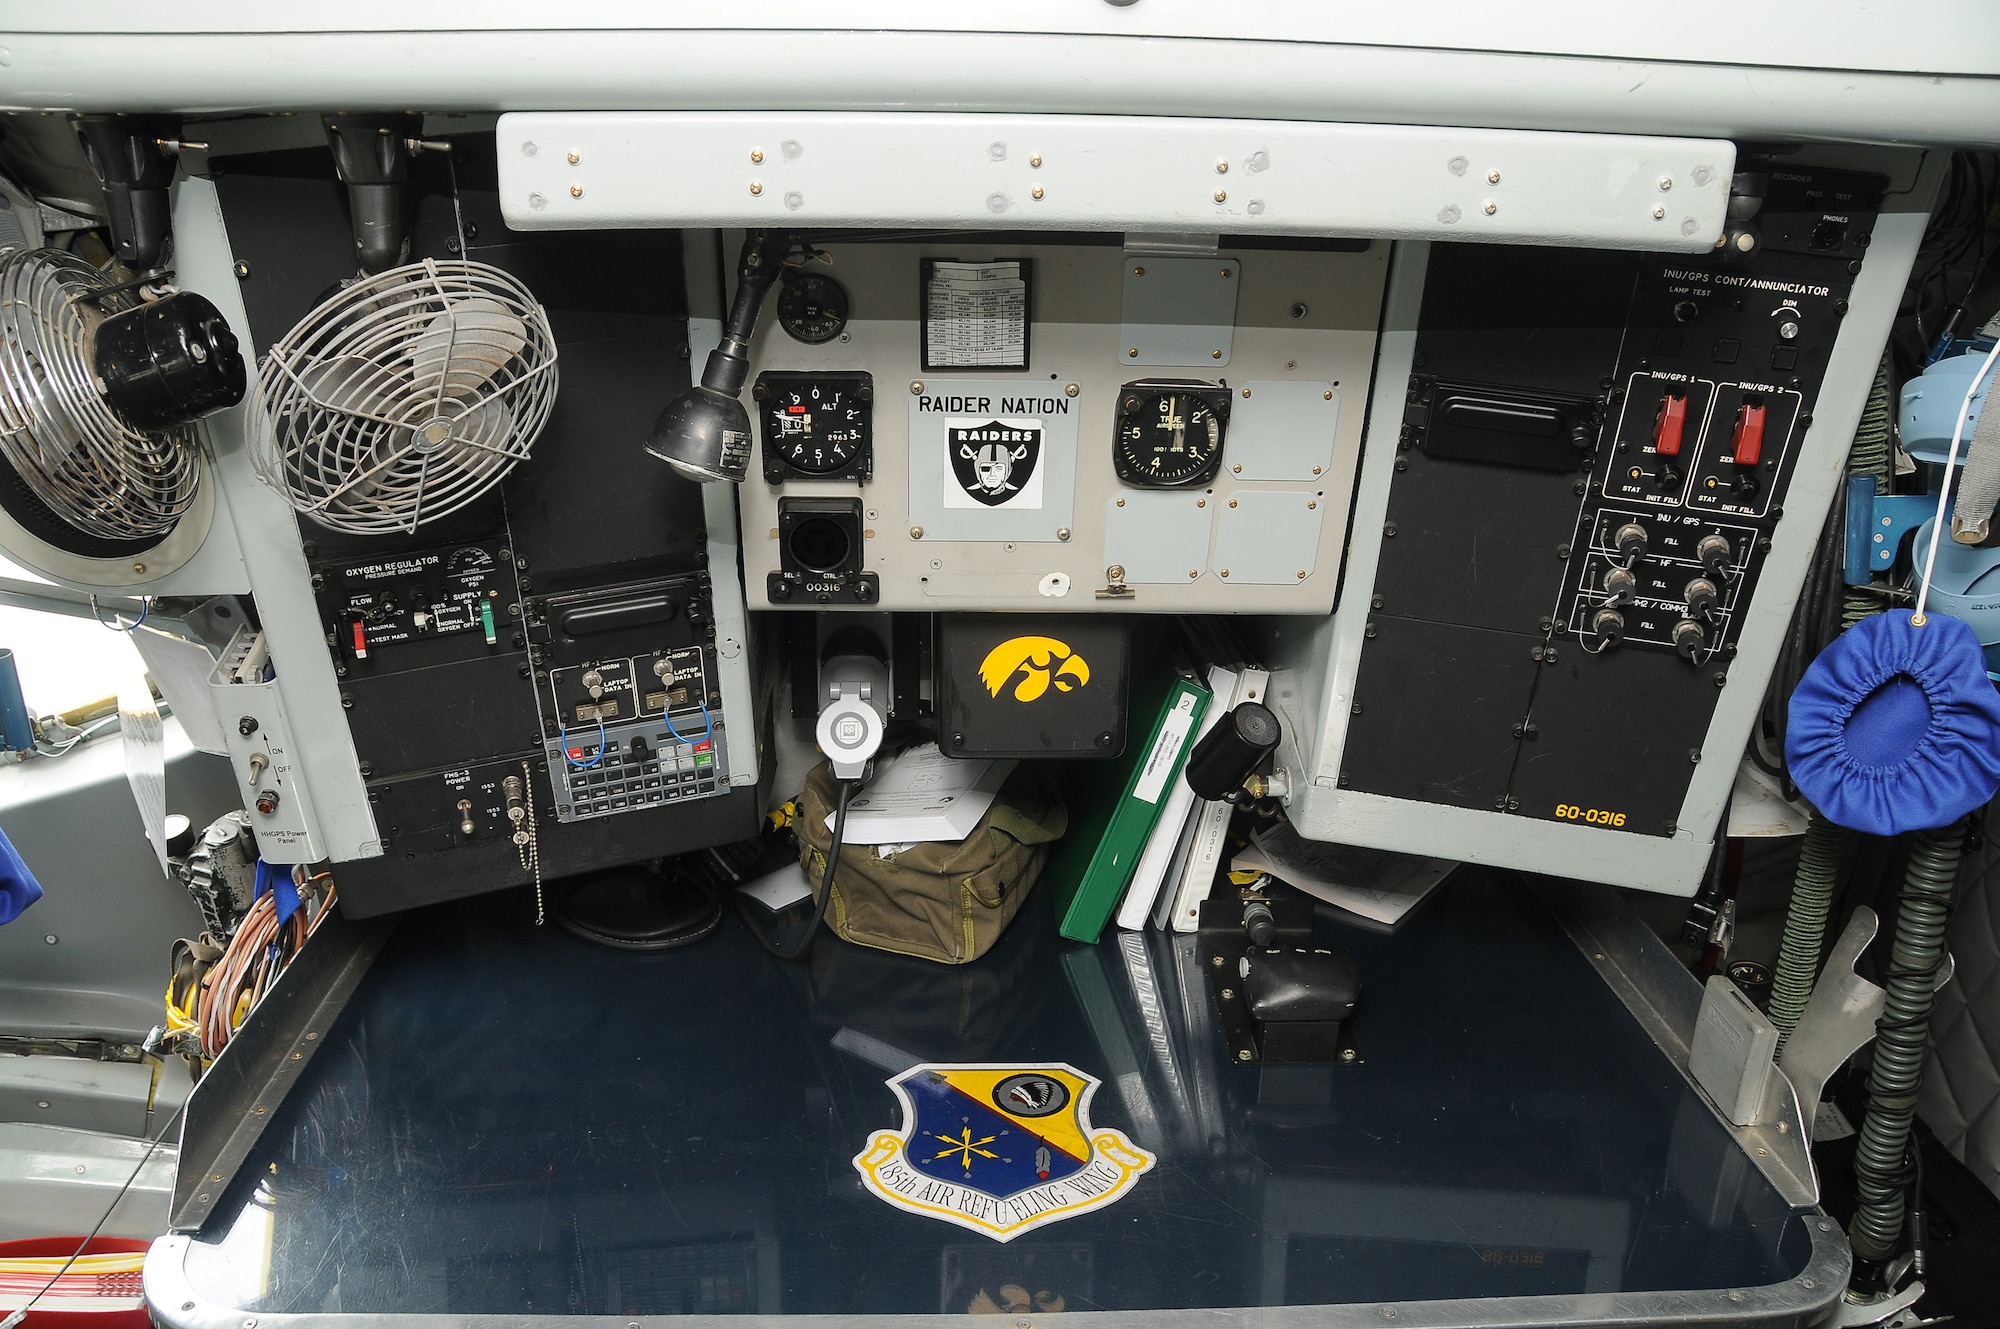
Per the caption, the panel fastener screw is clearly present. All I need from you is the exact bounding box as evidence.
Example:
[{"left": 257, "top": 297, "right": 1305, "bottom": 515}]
[
  {"left": 1307, "top": 501, "right": 1316, "bottom": 509},
  {"left": 1232, "top": 463, "right": 1242, "bottom": 473},
  {"left": 1211, "top": 955, "right": 1224, "bottom": 967},
  {"left": 1237, "top": 1050, "right": 1253, "bottom": 1061},
  {"left": 1653, "top": 205, "right": 1667, "bottom": 220},
  {"left": 1487, "top": 169, "right": 1501, "bottom": 184},
  {"left": 1031, "top": 185, "right": 1044, "bottom": 200},
  {"left": 1065, "top": 383, "right": 1079, "bottom": 396},
  {"left": 1189, "top": 570, "right": 1199, "bottom": 579},
  {"left": 1220, "top": 988, "right": 1234, "bottom": 999},
  {"left": 750, "top": 148, "right": 764, "bottom": 163},
  {"left": 749, "top": 180, "right": 763, "bottom": 195},
  {"left": 566, "top": 149, "right": 580, "bottom": 164},
  {"left": 1128, "top": 348, "right": 1139, "bottom": 357},
  {"left": 1483, "top": 200, "right": 1497, "bottom": 215},
  {"left": 1324, "top": 390, "right": 1334, "bottom": 400},
  {"left": 1057, "top": 528, "right": 1070, "bottom": 541},
  {"left": 1229, "top": 499, "right": 1238, "bottom": 508},
  {"left": 1214, "top": 189, "right": 1227, "bottom": 203},
  {"left": 909, "top": 380, "right": 924, "bottom": 395},
  {"left": 1297, "top": 570, "right": 1307, "bottom": 578},
  {"left": 1659, "top": 175, "right": 1674, "bottom": 190},
  {"left": 1132, "top": 266, "right": 1145, "bottom": 277},
  {"left": 232, "top": 260, "right": 250, "bottom": 278},
  {"left": 569, "top": 184, "right": 583, "bottom": 198},
  {"left": 1211, "top": 349, "right": 1223, "bottom": 359},
  {"left": 1242, "top": 387, "right": 1252, "bottom": 397},
  {"left": 1220, "top": 569, "right": 1230, "bottom": 578},
  {"left": 1029, "top": 154, "right": 1042, "bottom": 167},
  {"left": 1341, "top": 1048, "right": 1358, "bottom": 1062},
  {"left": 1216, "top": 158, "right": 1229, "bottom": 174},
  {"left": 910, "top": 526, "right": 923, "bottom": 539}
]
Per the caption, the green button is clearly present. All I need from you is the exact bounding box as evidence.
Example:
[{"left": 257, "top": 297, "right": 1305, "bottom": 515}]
[{"left": 695, "top": 753, "right": 713, "bottom": 766}]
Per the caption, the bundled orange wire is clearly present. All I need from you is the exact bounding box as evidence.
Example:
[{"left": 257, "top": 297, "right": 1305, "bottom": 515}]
[{"left": 193, "top": 867, "right": 336, "bottom": 1061}]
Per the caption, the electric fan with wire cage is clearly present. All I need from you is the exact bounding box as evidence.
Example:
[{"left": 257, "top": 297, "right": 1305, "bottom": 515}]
[
  {"left": 0, "top": 247, "right": 244, "bottom": 542},
  {"left": 253, "top": 258, "right": 559, "bottom": 534}
]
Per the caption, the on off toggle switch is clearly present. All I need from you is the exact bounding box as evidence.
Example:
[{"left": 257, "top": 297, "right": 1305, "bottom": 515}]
[
  {"left": 1652, "top": 391, "right": 1689, "bottom": 457},
  {"left": 1731, "top": 400, "right": 1769, "bottom": 467}
]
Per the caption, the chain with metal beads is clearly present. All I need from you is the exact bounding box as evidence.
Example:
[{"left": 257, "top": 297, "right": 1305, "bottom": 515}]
[{"left": 506, "top": 764, "right": 544, "bottom": 925}]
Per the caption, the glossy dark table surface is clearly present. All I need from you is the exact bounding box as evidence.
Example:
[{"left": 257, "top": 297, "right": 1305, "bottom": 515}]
[{"left": 169, "top": 867, "right": 1812, "bottom": 1318}]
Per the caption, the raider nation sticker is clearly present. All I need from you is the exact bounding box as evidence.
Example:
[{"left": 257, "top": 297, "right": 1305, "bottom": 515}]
[{"left": 854, "top": 1063, "right": 1154, "bottom": 1242}]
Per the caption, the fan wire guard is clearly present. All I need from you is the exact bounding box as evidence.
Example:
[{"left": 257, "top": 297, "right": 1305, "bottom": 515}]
[
  {"left": 254, "top": 258, "right": 559, "bottom": 534},
  {"left": 0, "top": 247, "right": 203, "bottom": 540}
]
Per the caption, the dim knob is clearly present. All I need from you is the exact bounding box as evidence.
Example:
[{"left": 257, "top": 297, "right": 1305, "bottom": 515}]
[
  {"left": 1685, "top": 578, "right": 1720, "bottom": 618},
  {"left": 1672, "top": 619, "right": 1708, "bottom": 661},
  {"left": 1613, "top": 522, "right": 1648, "bottom": 564}
]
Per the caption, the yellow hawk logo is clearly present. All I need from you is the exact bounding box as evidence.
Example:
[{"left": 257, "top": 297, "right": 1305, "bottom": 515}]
[{"left": 978, "top": 636, "right": 1091, "bottom": 703}]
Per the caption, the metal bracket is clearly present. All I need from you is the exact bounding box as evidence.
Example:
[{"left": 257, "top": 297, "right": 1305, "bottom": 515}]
[
  {"left": 1778, "top": 906, "right": 1955, "bottom": 1143},
  {"left": 1844, "top": 480, "right": 1934, "bottom": 583},
  {"left": 1824, "top": 1277, "right": 1926, "bottom": 1327}
]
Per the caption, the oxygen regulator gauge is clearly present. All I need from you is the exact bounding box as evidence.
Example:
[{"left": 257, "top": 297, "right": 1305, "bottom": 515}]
[
  {"left": 754, "top": 371, "right": 873, "bottom": 483},
  {"left": 775, "top": 272, "right": 850, "bottom": 345},
  {"left": 1112, "top": 380, "right": 1232, "bottom": 487}
]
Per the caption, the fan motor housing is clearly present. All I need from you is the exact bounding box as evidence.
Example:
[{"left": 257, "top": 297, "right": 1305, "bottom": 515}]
[{"left": 93, "top": 290, "right": 248, "bottom": 431}]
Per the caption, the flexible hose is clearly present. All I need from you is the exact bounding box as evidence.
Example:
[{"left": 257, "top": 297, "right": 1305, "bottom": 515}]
[
  {"left": 1848, "top": 818, "right": 1966, "bottom": 1268},
  {"left": 1842, "top": 354, "right": 1896, "bottom": 629},
  {"left": 1769, "top": 812, "right": 1853, "bottom": 1051},
  {"left": 1768, "top": 356, "right": 1892, "bottom": 1046}
]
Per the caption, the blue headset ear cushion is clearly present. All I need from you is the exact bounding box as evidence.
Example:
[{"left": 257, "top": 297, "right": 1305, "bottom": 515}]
[{"left": 1786, "top": 609, "right": 2000, "bottom": 835}]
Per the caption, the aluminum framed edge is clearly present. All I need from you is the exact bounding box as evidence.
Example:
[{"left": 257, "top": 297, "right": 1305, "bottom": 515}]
[
  {"left": 1527, "top": 875, "right": 1819, "bottom": 1210},
  {"left": 144, "top": 1213, "right": 1848, "bottom": 1329},
  {"left": 167, "top": 904, "right": 396, "bottom": 1233}
]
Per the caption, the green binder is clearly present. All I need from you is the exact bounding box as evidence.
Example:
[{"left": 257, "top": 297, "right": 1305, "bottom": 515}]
[{"left": 1045, "top": 674, "right": 1211, "bottom": 943}]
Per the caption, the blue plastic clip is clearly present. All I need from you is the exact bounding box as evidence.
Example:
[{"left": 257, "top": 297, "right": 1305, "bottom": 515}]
[{"left": 1845, "top": 477, "right": 1937, "bottom": 585}]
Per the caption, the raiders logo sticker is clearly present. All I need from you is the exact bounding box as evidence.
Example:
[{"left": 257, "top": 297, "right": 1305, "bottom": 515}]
[
  {"left": 854, "top": 1063, "right": 1154, "bottom": 1242},
  {"left": 946, "top": 418, "right": 1044, "bottom": 510}
]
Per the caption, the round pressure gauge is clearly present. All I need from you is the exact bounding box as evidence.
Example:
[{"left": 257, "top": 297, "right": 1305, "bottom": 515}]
[
  {"left": 775, "top": 273, "right": 850, "bottom": 345},
  {"left": 1113, "top": 383, "right": 1231, "bottom": 487}
]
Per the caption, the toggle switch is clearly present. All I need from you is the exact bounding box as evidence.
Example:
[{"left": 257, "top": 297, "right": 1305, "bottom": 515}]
[
  {"left": 1730, "top": 400, "right": 1769, "bottom": 467},
  {"left": 583, "top": 668, "right": 604, "bottom": 699},
  {"left": 1697, "top": 533, "right": 1734, "bottom": 580},
  {"left": 1652, "top": 391, "right": 1689, "bottom": 458},
  {"left": 1672, "top": 619, "right": 1708, "bottom": 660},
  {"left": 351, "top": 620, "right": 368, "bottom": 660},
  {"left": 1591, "top": 607, "right": 1626, "bottom": 648},
  {"left": 457, "top": 799, "right": 475, "bottom": 836},
  {"left": 1602, "top": 566, "right": 1637, "bottom": 606},
  {"left": 1613, "top": 522, "right": 1648, "bottom": 564},
  {"left": 1685, "top": 578, "right": 1720, "bottom": 618}
]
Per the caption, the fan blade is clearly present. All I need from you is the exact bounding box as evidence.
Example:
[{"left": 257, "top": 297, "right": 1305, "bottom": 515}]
[{"left": 407, "top": 297, "right": 528, "bottom": 403}]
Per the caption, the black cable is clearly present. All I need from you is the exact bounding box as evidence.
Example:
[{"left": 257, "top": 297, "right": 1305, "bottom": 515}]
[
  {"left": 743, "top": 775, "right": 852, "bottom": 963},
  {"left": 1, "top": 1091, "right": 188, "bottom": 1329}
]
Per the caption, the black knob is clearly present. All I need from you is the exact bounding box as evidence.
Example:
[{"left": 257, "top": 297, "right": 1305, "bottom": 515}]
[
  {"left": 1243, "top": 900, "right": 1277, "bottom": 949},
  {"left": 628, "top": 736, "right": 649, "bottom": 763},
  {"left": 1185, "top": 702, "right": 1283, "bottom": 801},
  {"left": 237, "top": 715, "right": 259, "bottom": 736}
]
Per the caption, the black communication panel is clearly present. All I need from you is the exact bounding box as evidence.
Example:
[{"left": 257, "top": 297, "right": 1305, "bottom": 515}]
[{"left": 1344, "top": 160, "right": 1882, "bottom": 837}]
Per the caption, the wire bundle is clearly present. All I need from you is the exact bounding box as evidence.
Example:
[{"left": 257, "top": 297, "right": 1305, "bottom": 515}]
[{"left": 192, "top": 865, "right": 336, "bottom": 1061}]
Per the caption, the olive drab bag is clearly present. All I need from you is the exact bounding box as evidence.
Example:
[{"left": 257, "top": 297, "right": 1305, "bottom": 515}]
[{"left": 795, "top": 761, "right": 1066, "bottom": 964}]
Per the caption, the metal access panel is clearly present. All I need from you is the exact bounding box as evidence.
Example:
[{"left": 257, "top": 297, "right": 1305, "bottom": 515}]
[
  {"left": 733, "top": 235, "right": 1389, "bottom": 614},
  {"left": 208, "top": 132, "right": 761, "bottom": 917},
  {"left": 1278, "top": 150, "right": 1935, "bottom": 895}
]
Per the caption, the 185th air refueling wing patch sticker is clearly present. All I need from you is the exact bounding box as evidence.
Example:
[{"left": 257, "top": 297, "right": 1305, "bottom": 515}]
[{"left": 853, "top": 1064, "right": 1154, "bottom": 1242}]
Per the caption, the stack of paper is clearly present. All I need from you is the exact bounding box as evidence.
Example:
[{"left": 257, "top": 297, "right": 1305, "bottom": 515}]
[
  {"left": 1231, "top": 820, "right": 1457, "bottom": 928},
  {"left": 825, "top": 742, "right": 1013, "bottom": 845}
]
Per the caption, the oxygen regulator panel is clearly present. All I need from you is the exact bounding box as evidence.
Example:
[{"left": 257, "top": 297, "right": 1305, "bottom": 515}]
[
  {"left": 734, "top": 238, "right": 1388, "bottom": 614},
  {"left": 209, "top": 133, "right": 761, "bottom": 918}
]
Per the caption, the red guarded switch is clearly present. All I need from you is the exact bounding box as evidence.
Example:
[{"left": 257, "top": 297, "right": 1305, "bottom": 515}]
[
  {"left": 1731, "top": 401, "right": 1769, "bottom": 466},
  {"left": 351, "top": 620, "right": 369, "bottom": 660},
  {"left": 1651, "top": 391, "right": 1689, "bottom": 457}
]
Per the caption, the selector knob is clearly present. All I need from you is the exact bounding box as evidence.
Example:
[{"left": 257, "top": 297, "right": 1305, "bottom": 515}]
[
  {"left": 1602, "top": 566, "right": 1638, "bottom": 605},
  {"left": 1672, "top": 619, "right": 1708, "bottom": 661},
  {"left": 1697, "top": 533, "right": 1734, "bottom": 580},
  {"left": 1685, "top": 578, "right": 1720, "bottom": 618},
  {"left": 1591, "top": 607, "right": 1626, "bottom": 647},
  {"left": 1614, "top": 522, "right": 1648, "bottom": 563}
]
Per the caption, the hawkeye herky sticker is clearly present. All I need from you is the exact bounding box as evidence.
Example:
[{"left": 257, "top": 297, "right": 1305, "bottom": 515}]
[{"left": 853, "top": 1063, "right": 1154, "bottom": 1242}]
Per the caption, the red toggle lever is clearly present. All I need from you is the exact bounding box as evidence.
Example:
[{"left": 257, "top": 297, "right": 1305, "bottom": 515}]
[
  {"left": 1731, "top": 401, "right": 1769, "bottom": 467},
  {"left": 1652, "top": 392, "right": 1689, "bottom": 457},
  {"left": 352, "top": 620, "right": 369, "bottom": 660}
]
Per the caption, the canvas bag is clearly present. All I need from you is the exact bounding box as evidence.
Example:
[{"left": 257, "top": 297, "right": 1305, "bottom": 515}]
[{"left": 795, "top": 762, "right": 1066, "bottom": 964}]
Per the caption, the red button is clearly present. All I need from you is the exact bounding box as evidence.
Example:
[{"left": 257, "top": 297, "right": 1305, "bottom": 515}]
[
  {"left": 695, "top": 740, "right": 712, "bottom": 753},
  {"left": 1731, "top": 401, "right": 1769, "bottom": 466},
  {"left": 568, "top": 748, "right": 583, "bottom": 759},
  {"left": 351, "top": 620, "right": 368, "bottom": 659},
  {"left": 1651, "top": 392, "right": 1688, "bottom": 457}
]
